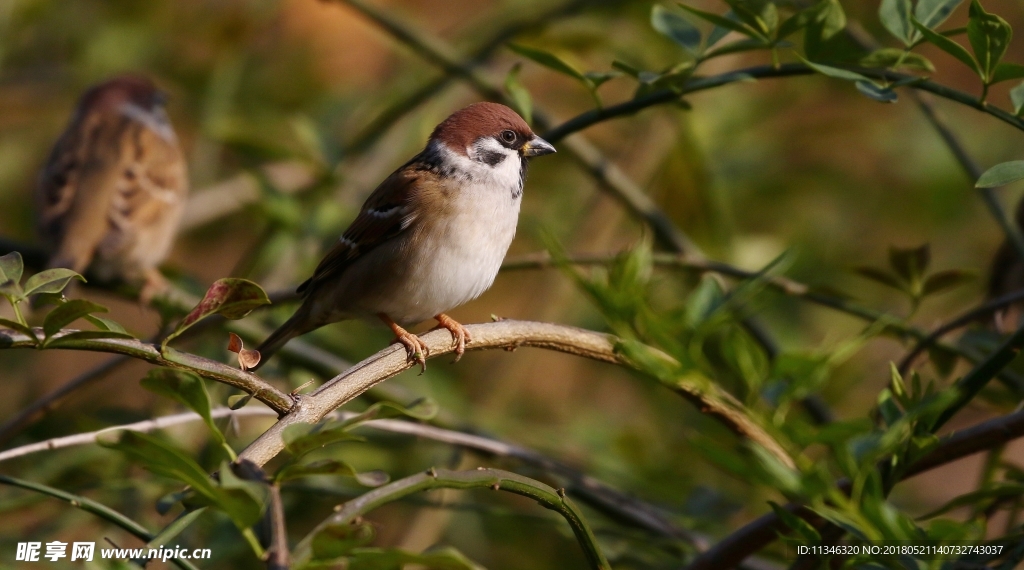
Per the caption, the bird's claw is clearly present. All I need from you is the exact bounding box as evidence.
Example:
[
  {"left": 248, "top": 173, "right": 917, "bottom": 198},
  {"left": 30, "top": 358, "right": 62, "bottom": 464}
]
[
  {"left": 434, "top": 313, "right": 471, "bottom": 362},
  {"left": 394, "top": 331, "right": 429, "bottom": 374}
]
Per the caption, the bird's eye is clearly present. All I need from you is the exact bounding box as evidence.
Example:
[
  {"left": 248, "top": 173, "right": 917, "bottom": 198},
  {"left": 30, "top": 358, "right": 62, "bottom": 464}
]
[{"left": 500, "top": 130, "right": 516, "bottom": 144}]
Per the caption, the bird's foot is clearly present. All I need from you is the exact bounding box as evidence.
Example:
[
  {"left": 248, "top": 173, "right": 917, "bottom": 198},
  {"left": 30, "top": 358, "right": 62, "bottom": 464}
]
[
  {"left": 433, "top": 313, "right": 471, "bottom": 362},
  {"left": 379, "top": 314, "right": 429, "bottom": 373},
  {"left": 139, "top": 269, "right": 170, "bottom": 306}
]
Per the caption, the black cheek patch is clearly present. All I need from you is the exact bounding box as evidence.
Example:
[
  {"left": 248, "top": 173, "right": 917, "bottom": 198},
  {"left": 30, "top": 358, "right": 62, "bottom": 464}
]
[{"left": 476, "top": 149, "right": 507, "bottom": 166}]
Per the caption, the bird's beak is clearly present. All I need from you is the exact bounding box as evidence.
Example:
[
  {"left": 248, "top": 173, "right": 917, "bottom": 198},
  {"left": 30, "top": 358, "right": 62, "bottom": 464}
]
[{"left": 521, "top": 135, "right": 556, "bottom": 157}]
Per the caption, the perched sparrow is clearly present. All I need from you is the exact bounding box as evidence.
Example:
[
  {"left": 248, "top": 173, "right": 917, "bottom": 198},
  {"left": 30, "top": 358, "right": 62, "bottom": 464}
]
[
  {"left": 255, "top": 102, "right": 555, "bottom": 370},
  {"left": 35, "top": 75, "right": 188, "bottom": 301}
]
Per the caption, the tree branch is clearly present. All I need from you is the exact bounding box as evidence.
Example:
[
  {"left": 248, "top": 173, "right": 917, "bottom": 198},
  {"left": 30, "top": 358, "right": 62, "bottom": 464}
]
[
  {"left": 296, "top": 467, "right": 611, "bottom": 570},
  {"left": 238, "top": 319, "right": 793, "bottom": 470},
  {"left": 543, "top": 64, "right": 1024, "bottom": 142},
  {"left": 0, "top": 329, "right": 293, "bottom": 414}
]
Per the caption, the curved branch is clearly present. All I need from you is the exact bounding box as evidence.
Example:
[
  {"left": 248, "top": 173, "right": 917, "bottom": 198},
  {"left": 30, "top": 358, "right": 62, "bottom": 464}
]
[
  {"left": 0, "top": 328, "right": 293, "bottom": 414},
  {"left": 238, "top": 319, "right": 793, "bottom": 470},
  {"left": 297, "top": 467, "right": 610, "bottom": 570}
]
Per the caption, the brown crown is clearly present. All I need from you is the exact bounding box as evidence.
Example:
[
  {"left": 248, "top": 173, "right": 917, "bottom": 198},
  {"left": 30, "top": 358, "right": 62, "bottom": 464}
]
[
  {"left": 77, "top": 74, "right": 164, "bottom": 114},
  {"left": 430, "top": 102, "right": 533, "bottom": 155}
]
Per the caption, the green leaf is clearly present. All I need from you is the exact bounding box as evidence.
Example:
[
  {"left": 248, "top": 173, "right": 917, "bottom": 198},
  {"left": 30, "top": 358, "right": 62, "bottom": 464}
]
[
  {"left": 889, "top": 244, "right": 930, "bottom": 284},
  {"left": 45, "top": 330, "right": 135, "bottom": 347},
  {"left": 276, "top": 459, "right": 389, "bottom": 486},
  {"left": 43, "top": 299, "right": 109, "bottom": 339},
  {"left": 282, "top": 423, "right": 365, "bottom": 458},
  {"left": 855, "top": 80, "right": 898, "bottom": 102},
  {"left": 162, "top": 278, "right": 270, "bottom": 348},
  {"left": 921, "top": 269, "right": 974, "bottom": 296},
  {"left": 685, "top": 274, "right": 725, "bottom": 327},
  {"left": 310, "top": 521, "right": 375, "bottom": 560},
  {"left": 724, "top": 0, "right": 776, "bottom": 38},
  {"left": 0, "top": 252, "right": 24, "bottom": 299},
  {"left": 991, "top": 62, "right": 1024, "bottom": 84},
  {"left": 967, "top": 0, "right": 1012, "bottom": 82},
  {"left": 652, "top": 5, "right": 702, "bottom": 54},
  {"left": 912, "top": 18, "right": 980, "bottom": 75},
  {"left": 0, "top": 318, "right": 38, "bottom": 342},
  {"left": 854, "top": 266, "right": 905, "bottom": 291},
  {"left": 23, "top": 268, "right": 85, "bottom": 297},
  {"left": 976, "top": 161, "right": 1024, "bottom": 188},
  {"left": 879, "top": 0, "right": 914, "bottom": 45},
  {"left": 340, "top": 399, "right": 440, "bottom": 430},
  {"left": 1012, "top": 81, "right": 1024, "bottom": 114},
  {"left": 799, "top": 56, "right": 872, "bottom": 82},
  {"left": 919, "top": 483, "right": 1024, "bottom": 519},
  {"left": 676, "top": 3, "right": 758, "bottom": 38},
  {"left": 100, "top": 432, "right": 263, "bottom": 528},
  {"left": 584, "top": 71, "right": 621, "bottom": 89},
  {"left": 915, "top": 0, "right": 964, "bottom": 33},
  {"left": 84, "top": 314, "right": 129, "bottom": 334},
  {"left": 503, "top": 63, "right": 533, "bottom": 125},
  {"left": 141, "top": 369, "right": 226, "bottom": 447},
  {"left": 769, "top": 501, "right": 821, "bottom": 541},
  {"left": 816, "top": 0, "right": 847, "bottom": 41},
  {"left": 507, "top": 44, "right": 590, "bottom": 87},
  {"left": 860, "top": 48, "right": 935, "bottom": 71},
  {"left": 215, "top": 460, "right": 268, "bottom": 524}
]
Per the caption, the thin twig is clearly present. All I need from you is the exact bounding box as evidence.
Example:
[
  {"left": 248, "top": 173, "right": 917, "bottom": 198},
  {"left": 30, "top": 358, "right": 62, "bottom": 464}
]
[
  {"left": 0, "top": 405, "right": 697, "bottom": 546},
  {"left": 266, "top": 484, "right": 289, "bottom": 570},
  {"left": 897, "top": 289, "right": 1024, "bottom": 375},
  {"left": 295, "top": 467, "right": 611, "bottom": 570},
  {"left": 0, "top": 474, "right": 200, "bottom": 570}
]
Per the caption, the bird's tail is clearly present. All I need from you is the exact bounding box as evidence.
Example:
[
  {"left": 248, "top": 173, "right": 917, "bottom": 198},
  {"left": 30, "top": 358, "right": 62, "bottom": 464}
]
[{"left": 253, "top": 306, "right": 314, "bottom": 371}]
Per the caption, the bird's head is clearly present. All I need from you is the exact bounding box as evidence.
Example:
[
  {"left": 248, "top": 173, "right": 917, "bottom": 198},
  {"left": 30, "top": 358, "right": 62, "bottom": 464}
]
[
  {"left": 75, "top": 75, "right": 175, "bottom": 141},
  {"left": 430, "top": 102, "right": 555, "bottom": 168},
  {"left": 78, "top": 75, "right": 167, "bottom": 115}
]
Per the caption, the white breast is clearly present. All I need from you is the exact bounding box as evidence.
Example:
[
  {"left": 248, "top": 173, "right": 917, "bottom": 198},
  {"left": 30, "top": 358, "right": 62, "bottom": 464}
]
[{"left": 376, "top": 143, "right": 523, "bottom": 324}]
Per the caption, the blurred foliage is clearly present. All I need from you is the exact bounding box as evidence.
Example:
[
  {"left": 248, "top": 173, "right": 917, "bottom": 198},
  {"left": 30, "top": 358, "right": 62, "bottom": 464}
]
[{"left": 3, "top": 0, "right": 1024, "bottom": 568}]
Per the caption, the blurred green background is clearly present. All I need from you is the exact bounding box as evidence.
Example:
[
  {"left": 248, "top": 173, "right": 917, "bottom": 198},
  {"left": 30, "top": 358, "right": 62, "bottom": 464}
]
[{"left": 2, "top": 0, "right": 1024, "bottom": 568}]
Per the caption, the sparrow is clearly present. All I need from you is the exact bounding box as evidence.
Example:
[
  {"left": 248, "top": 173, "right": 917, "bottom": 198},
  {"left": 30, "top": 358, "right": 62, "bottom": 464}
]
[
  {"left": 255, "top": 102, "right": 555, "bottom": 370},
  {"left": 35, "top": 75, "right": 188, "bottom": 302}
]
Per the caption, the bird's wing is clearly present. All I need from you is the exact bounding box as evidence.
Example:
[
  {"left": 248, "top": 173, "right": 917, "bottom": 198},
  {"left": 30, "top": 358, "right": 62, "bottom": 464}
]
[
  {"left": 298, "top": 163, "right": 435, "bottom": 294},
  {"left": 37, "top": 114, "right": 127, "bottom": 272}
]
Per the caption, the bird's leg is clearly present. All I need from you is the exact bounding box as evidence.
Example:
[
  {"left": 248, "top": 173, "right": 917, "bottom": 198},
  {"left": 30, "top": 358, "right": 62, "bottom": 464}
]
[
  {"left": 433, "top": 313, "right": 471, "bottom": 361},
  {"left": 378, "top": 313, "right": 429, "bottom": 373},
  {"left": 139, "top": 268, "right": 169, "bottom": 305}
]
